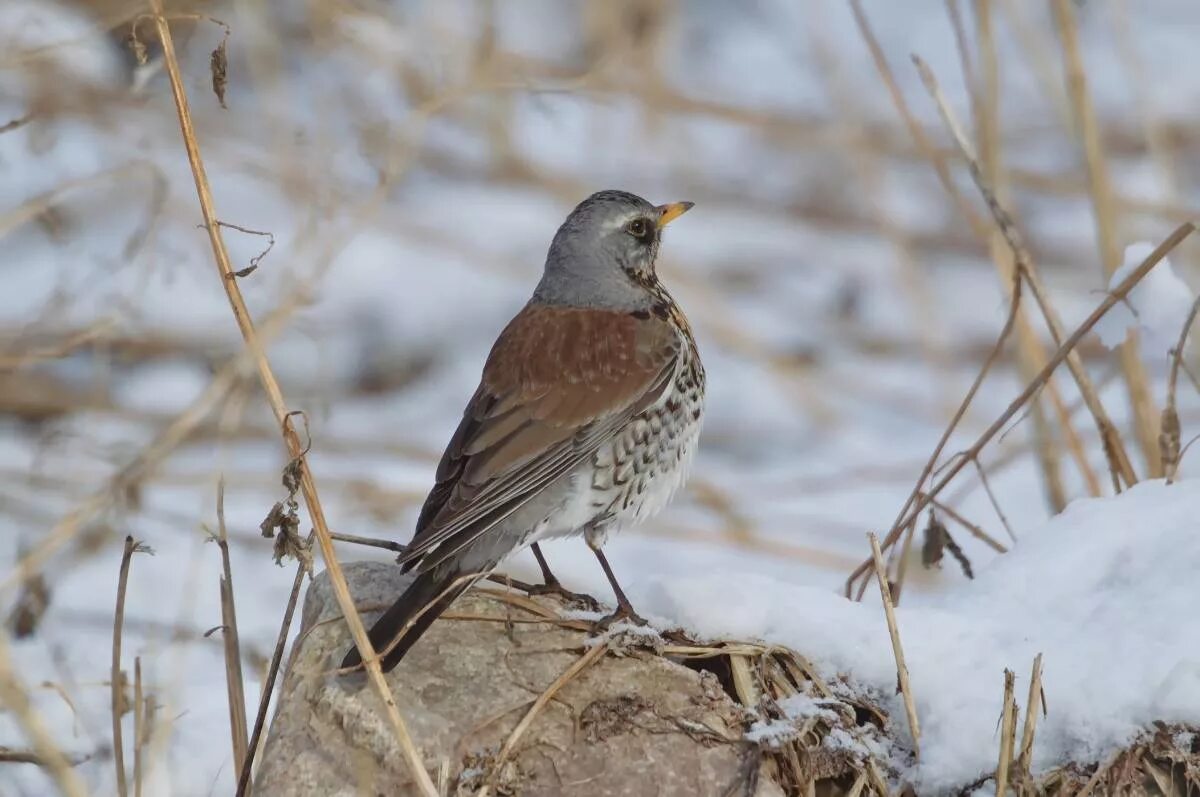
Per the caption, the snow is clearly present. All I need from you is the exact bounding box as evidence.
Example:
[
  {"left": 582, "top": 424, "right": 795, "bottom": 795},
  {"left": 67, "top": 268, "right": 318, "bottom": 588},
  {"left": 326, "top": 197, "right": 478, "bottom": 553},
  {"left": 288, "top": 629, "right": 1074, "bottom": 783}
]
[
  {"left": 1094, "top": 242, "right": 1196, "bottom": 356},
  {"left": 650, "top": 479, "right": 1200, "bottom": 790}
]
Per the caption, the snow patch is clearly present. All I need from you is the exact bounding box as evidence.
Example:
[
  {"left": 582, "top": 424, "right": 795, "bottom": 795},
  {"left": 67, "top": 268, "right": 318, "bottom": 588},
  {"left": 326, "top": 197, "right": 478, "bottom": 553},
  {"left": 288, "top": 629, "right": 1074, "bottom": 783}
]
[{"left": 1094, "top": 242, "right": 1195, "bottom": 355}]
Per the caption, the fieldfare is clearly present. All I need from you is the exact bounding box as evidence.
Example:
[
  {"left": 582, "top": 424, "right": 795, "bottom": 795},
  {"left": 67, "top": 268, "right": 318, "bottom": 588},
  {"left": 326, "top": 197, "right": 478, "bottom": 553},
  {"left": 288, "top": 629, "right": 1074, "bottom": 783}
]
[{"left": 342, "top": 190, "right": 705, "bottom": 673}]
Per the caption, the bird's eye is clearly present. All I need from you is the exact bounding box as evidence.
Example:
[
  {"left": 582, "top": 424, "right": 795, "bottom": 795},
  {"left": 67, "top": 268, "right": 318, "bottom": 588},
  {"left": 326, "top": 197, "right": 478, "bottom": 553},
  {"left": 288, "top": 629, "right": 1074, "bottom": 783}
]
[{"left": 626, "top": 218, "right": 650, "bottom": 238}]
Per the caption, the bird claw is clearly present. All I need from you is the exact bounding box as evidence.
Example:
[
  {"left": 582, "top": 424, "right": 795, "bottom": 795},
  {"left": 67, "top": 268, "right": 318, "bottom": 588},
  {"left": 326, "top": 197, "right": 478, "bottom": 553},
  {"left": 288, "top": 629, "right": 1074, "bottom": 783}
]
[
  {"left": 593, "top": 603, "right": 649, "bottom": 632},
  {"left": 526, "top": 579, "right": 602, "bottom": 612}
]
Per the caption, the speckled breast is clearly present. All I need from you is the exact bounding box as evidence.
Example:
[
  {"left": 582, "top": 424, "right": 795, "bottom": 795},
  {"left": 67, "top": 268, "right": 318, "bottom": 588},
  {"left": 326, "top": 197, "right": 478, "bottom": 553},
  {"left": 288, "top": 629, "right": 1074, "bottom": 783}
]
[{"left": 590, "top": 343, "right": 705, "bottom": 525}]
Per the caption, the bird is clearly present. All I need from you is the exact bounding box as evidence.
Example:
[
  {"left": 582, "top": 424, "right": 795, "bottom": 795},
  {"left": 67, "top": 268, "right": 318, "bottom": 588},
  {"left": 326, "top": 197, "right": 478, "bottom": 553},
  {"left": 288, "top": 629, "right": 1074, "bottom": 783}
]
[{"left": 342, "top": 190, "right": 705, "bottom": 673}]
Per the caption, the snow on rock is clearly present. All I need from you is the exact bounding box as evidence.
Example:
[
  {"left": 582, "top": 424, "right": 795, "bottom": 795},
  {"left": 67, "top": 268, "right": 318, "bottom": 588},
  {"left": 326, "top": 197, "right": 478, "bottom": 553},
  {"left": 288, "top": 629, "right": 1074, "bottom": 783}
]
[
  {"left": 646, "top": 479, "right": 1200, "bottom": 791},
  {"left": 1094, "top": 242, "right": 1196, "bottom": 355}
]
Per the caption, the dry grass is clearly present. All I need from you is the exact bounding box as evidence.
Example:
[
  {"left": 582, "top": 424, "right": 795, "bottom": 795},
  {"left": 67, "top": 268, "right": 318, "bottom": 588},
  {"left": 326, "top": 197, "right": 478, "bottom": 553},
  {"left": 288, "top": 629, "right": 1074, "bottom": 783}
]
[{"left": 868, "top": 533, "right": 920, "bottom": 761}]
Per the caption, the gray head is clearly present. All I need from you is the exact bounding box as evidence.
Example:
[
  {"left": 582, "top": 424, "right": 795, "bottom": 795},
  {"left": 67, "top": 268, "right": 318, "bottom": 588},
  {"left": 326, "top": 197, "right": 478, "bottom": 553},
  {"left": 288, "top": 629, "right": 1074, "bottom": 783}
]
[{"left": 532, "top": 190, "right": 694, "bottom": 309}]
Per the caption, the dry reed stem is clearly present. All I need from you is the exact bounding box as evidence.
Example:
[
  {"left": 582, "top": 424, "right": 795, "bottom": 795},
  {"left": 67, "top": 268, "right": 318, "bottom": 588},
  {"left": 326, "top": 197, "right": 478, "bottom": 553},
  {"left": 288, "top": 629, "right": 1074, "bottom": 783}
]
[
  {"left": 1163, "top": 295, "right": 1200, "bottom": 483},
  {"left": 214, "top": 479, "right": 249, "bottom": 783},
  {"left": 133, "top": 656, "right": 144, "bottom": 797},
  {"left": 868, "top": 533, "right": 920, "bottom": 760},
  {"left": 848, "top": 222, "right": 1195, "bottom": 593},
  {"left": 1016, "top": 653, "right": 1045, "bottom": 778},
  {"left": 972, "top": 0, "right": 1074, "bottom": 511},
  {"left": 950, "top": 0, "right": 1099, "bottom": 501},
  {"left": 996, "top": 668, "right": 1017, "bottom": 795},
  {"left": 111, "top": 535, "right": 139, "bottom": 797},
  {"left": 1051, "top": 0, "right": 1161, "bottom": 478},
  {"left": 0, "top": 631, "right": 88, "bottom": 796},
  {"left": 912, "top": 53, "right": 1138, "bottom": 489},
  {"left": 477, "top": 643, "right": 607, "bottom": 797},
  {"left": 145, "top": 5, "right": 437, "bottom": 794}
]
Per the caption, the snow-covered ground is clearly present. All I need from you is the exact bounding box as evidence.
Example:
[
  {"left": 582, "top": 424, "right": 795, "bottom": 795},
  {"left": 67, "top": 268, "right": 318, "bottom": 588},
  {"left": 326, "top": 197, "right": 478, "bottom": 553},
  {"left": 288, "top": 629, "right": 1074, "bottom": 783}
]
[{"left": 2, "top": 0, "right": 1200, "bottom": 794}]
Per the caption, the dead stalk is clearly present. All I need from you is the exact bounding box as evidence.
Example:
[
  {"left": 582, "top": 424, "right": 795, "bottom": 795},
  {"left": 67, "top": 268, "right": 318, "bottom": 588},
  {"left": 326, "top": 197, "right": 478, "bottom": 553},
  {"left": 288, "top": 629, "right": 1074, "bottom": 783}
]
[
  {"left": 215, "top": 479, "right": 250, "bottom": 781},
  {"left": 1052, "top": 0, "right": 1161, "bottom": 477},
  {"left": 146, "top": 5, "right": 437, "bottom": 795},
  {"left": 112, "top": 535, "right": 138, "bottom": 797},
  {"left": 996, "top": 669, "right": 1017, "bottom": 795},
  {"left": 868, "top": 533, "right": 920, "bottom": 760},
  {"left": 1016, "top": 653, "right": 1044, "bottom": 776}
]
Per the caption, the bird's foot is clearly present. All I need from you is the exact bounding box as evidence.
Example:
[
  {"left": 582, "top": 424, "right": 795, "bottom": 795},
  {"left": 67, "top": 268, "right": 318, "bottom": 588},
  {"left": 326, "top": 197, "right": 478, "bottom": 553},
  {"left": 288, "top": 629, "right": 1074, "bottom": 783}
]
[
  {"left": 526, "top": 577, "right": 602, "bottom": 612},
  {"left": 593, "top": 602, "right": 649, "bottom": 632}
]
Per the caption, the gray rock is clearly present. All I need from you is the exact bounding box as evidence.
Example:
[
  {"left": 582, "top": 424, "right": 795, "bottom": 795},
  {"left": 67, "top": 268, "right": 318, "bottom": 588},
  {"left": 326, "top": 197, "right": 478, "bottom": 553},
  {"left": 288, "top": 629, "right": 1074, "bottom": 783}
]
[{"left": 255, "top": 561, "right": 784, "bottom": 797}]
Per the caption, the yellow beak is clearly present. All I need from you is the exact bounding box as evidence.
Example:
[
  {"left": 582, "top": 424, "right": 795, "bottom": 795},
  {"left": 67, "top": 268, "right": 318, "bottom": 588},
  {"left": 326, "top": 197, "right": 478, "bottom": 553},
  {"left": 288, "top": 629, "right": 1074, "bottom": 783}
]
[{"left": 656, "top": 201, "right": 695, "bottom": 229}]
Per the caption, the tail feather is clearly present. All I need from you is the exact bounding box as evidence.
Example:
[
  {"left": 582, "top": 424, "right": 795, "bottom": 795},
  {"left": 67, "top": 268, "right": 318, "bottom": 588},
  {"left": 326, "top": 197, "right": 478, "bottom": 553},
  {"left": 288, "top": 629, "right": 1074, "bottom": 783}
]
[{"left": 341, "top": 567, "right": 473, "bottom": 673}]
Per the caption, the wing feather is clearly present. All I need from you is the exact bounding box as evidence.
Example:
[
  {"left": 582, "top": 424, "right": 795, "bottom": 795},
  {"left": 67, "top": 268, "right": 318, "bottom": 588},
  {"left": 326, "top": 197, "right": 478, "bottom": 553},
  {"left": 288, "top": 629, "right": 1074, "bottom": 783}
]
[{"left": 398, "top": 303, "right": 679, "bottom": 572}]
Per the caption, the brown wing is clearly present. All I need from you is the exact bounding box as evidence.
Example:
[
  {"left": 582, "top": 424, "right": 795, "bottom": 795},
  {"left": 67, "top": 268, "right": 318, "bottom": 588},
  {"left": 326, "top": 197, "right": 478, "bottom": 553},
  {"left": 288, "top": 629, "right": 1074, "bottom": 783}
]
[{"left": 398, "top": 303, "right": 680, "bottom": 572}]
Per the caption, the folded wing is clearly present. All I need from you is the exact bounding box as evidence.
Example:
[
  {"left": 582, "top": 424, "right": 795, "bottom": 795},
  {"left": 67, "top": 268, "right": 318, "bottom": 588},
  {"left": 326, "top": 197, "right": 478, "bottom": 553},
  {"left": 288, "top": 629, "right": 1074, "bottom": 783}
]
[{"left": 398, "top": 303, "right": 680, "bottom": 572}]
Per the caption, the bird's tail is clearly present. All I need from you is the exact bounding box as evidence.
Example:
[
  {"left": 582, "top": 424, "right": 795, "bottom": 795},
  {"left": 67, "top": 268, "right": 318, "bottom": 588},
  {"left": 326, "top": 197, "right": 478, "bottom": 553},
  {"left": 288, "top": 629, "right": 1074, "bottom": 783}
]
[{"left": 340, "top": 565, "right": 478, "bottom": 673}]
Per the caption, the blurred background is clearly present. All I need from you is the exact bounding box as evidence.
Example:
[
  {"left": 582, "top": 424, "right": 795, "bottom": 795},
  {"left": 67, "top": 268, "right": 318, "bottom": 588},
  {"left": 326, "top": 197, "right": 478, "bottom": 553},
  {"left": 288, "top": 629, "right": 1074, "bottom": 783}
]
[{"left": 2, "top": 0, "right": 1200, "bottom": 792}]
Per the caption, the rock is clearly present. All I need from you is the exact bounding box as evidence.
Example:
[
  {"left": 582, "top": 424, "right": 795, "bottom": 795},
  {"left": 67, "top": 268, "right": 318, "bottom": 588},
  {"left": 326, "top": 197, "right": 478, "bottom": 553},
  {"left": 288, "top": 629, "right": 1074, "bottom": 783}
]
[{"left": 255, "top": 561, "right": 784, "bottom": 796}]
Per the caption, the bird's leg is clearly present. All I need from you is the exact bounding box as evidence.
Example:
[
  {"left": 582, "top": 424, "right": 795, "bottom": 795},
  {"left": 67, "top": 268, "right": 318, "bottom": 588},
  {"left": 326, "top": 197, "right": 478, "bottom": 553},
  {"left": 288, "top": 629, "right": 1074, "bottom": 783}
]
[
  {"left": 523, "top": 543, "right": 600, "bottom": 610},
  {"left": 591, "top": 546, "right": 648, "bottom": 629},
  {"left": 530, "top": 543, "right": 561, "bottom": 589}
]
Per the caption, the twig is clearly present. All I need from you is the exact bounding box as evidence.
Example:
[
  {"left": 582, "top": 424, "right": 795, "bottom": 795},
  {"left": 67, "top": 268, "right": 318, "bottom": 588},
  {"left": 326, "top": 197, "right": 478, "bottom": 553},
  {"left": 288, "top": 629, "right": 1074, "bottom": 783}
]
[
  {"left": 996, "top": 669, "right": 1017, "bottom": 795},
  {"left": 868, "top": 533, "right": 919, "bottom": 760},
  {"left": 214, "top": 479, "right": 250, "bottom": 782},
  {"left": 146, "top": 5, "right": 437, "bottom": 795},
  {"left": 911, "top": 52, "right": 1138, "bottom": 491},
  {"left": 1016, "top": 653, "right": 1044, "bottom": 777},
  {"left": 330, "top": 532, "right": 407, "bottom": 554},
  {"left": 111, "top": 535, "right": 139, "bottom": 797},
  {"left": 0, "top": 631, "right": 87, "bottom": 796},
  {"left": 133, "top": 657, "right": 144, "bottom": 797},
  {"left": 1163, "top": 294, "right": 1200, "bottom": 483},
  {"left": 477, "top": 643, "right": 607, "bottom": 797},
  {"left": 235, "top": 552, "right": 306, "bottom": 797},
  {"left": 973, "top": 460, "right": 1016, "bottom": 544},
  {"left": 1052, "top": 0, "right": 1162, "bottom": 478},
  {"left": 920, "top": 494, "right": 1008, "bottom": 554},
  {"left": 0, "top": 114, "right": 32, "bottom": 134}
]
